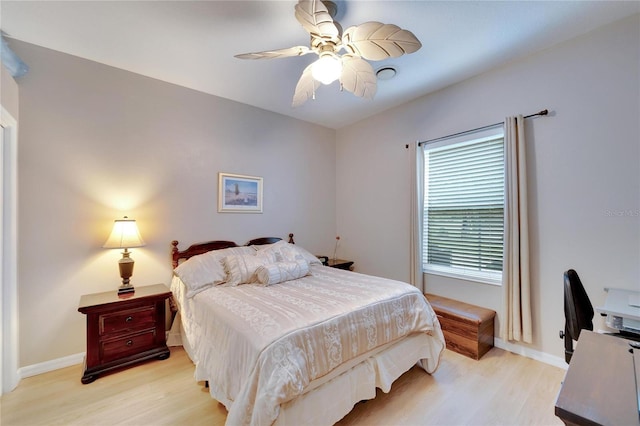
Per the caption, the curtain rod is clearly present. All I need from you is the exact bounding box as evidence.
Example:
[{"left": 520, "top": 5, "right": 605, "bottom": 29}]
[{"left": 412, "top": 109, "right": 549, "bottom": 148}]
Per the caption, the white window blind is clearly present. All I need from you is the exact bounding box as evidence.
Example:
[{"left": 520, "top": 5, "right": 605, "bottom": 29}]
[{"left": 422, "top": 126, "right": 504, "bottom": 284}]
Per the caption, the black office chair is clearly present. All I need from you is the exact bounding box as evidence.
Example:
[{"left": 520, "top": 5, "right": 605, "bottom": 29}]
[{"left": 559, "top": 269, "right": 594, "bottom": 363}]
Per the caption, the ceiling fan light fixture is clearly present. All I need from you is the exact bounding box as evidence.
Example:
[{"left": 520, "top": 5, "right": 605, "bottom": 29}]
[
  {"left": 312, "top": 53, "right": 342, "bottom": 85},
  {"left": 236, "top": 0, "right": 422, "bottom": 106}
]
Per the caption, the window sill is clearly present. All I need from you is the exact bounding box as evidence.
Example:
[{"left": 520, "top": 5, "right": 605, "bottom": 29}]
[{"left": 423, "top": 266, "right": 502, "bottom": 287}]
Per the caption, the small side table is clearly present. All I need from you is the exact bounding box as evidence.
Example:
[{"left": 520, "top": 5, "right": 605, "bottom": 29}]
[
  {"left": 326, "top": 258, "right": 354, "bottom": 270},
  {"left": 78, "top": 283, "right": 172, "bottom": 384}
]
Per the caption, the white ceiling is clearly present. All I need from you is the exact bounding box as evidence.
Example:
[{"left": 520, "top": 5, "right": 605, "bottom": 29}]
[{"left": 2, "top": 1, "right": 639, "bottom": 129}]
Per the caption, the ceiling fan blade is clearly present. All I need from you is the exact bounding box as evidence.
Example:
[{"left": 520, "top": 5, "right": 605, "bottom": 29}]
[
  {"left": 342, "top": 22, "right": 422, "bottom": 61},
  {"left": 235, "top": 46, "right": 312, "bottom": 60},
  {"left": 295, "top": 0, "right": 340, "bottom": 42},
  {"left": 340, "top": 56, "right": 377, "bottom": 100},
  {"left": 292, "top": 63, "right": 320, "bottom": 107}
]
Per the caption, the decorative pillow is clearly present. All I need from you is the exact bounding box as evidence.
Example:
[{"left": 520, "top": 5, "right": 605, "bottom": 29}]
[
  {"left": 223, "top": 254, "right": 270, "bottom": 286},
  {"left": 255, "top": 241, "right": 322, "bottom": 265},
  {"left": 174, "top": 246, "right": 255, "bottom": 297},
  {"left": 292, "top": 244, "right": 323, "bottom": 265},
  {"left": 255, "top": 259, "right": 310, "bottom": 286}
]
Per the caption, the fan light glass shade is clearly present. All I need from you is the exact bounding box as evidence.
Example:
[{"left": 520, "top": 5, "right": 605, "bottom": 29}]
[
  {"left": 103, "top": 217, "right": 146, "bottom": 249},
  {"left": 312, "top": 54, "right": 342, "bottom": 85}
]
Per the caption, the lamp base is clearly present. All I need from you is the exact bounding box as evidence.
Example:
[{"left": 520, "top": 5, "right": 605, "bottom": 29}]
[
  {"left": 117, "top": 249, "right": 135, "bottom": 295},
  {"left": 118, "top": 285, "right": 135, "bottom": 295}
]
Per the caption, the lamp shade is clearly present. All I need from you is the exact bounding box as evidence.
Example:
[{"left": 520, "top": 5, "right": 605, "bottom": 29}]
[{"left": 103, "top": 217, "right": 146, "bottom": 249}]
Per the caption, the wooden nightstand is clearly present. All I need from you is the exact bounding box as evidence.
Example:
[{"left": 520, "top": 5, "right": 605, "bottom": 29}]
[
  {"left": 78, "top": 283, "right": 172, "bottom": 384},
  {"left": 326, "top": 258, "right": 354, "bottom": 270}
]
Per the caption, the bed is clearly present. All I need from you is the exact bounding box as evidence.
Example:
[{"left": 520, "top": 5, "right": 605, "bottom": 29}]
[{"left": 169, "top": 235, "right": 445, "bottom": 426}]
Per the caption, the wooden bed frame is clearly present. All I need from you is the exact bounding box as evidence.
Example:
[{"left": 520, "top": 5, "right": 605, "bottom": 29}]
[{"left": 171, "top": 233, "right": 295, "bottom": 268}]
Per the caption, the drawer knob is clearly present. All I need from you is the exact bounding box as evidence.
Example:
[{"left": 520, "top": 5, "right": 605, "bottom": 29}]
[
  {"left": 125, "top": 316, "right": 133, "bottom": 323},
  {"left": 126, "top": 340, "right": 133, "bottom": 347}
]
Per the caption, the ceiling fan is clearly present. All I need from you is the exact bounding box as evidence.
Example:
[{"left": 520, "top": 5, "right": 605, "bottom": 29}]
[{"left": 234, "top": 0, "right": 422, "bottom": 107}]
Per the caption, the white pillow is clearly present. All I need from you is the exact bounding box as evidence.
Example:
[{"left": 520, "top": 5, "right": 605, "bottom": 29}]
[
  {"left": 293, "top": 244, "right": 323, "bottom": 265},
  {"left": 174, "top": 246, "right": 255, "bottom": 297},
  {"left": 255, "top": 259, "right": 310, "bottom": 286},
  {"left": 255, "top": 241, "right": 321, "bottom": 265},
  {"left": 223, "top": 254, "right": 270, "bottom": 286}
]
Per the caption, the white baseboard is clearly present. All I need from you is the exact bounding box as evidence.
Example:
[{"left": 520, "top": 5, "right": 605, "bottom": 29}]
[
  {"left": 18, "top": 352, "right": 85, "bottom": 379},
  {"left": 18, "top": 331, "right": 174, "bottom": 380},
  {"left": 494, "top": 338, "right": 568, "bottom": 370},
  {"left": 15, "top": 338, "right": 568, "bottom": 381}
]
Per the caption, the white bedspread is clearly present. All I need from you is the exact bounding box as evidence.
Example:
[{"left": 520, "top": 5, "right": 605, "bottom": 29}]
[{"left": 173, "top": 265, "right": 445, "bottom": 426}]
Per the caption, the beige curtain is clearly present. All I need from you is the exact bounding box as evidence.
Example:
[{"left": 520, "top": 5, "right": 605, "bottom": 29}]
[
  {"left": 502, "top": 115, "right": 533, "bottom": 343},
  {"left": 409, "top": 141, "right": 424, "bottom": 292}
]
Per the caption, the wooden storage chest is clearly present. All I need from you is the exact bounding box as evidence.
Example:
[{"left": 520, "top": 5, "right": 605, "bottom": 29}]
[{"left": 425, "top": 293, "right": 496, "bottom": 360}]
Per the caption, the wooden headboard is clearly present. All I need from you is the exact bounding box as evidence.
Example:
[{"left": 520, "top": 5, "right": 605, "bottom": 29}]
[{"left": 171, "top": 233, "right": 295, "bottom": 268}]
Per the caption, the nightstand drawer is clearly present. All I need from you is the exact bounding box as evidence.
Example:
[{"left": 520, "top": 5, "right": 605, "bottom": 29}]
[
  {"left": 101, "top": 329, "right": 157, "bottom": 363},
  {"left": 100, "top": 306, "right": 156, "bottom": 335}
]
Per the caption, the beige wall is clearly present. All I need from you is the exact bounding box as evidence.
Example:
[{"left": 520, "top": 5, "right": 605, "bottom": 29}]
[
  {"left": 12, "top": 41, "right": 337, "bottom": 367},
  {"left": 336, "top": 14, "right": 640, "bottom": 360},
  {"left": 1, "top": 63, "right": 19, "bottom": 118}
]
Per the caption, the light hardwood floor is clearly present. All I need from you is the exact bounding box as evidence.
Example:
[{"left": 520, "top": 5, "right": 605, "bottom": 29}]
[{"left": 1, "top": 346, "right": 566, "bottom": 426}]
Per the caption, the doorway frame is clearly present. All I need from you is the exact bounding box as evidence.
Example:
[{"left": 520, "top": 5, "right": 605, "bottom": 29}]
[{"left": 1, "top": 105, "right": 19, "bottom": 394}]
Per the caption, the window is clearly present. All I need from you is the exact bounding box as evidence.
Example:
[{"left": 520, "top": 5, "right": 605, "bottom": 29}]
[{"left": 422, "top": 125, "right": 504, "bottom": 285}]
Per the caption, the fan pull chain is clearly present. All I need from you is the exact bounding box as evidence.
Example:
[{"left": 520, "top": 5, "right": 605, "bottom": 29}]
[{"left": 340, "top": 82, "right": 344, "bottom": 92}]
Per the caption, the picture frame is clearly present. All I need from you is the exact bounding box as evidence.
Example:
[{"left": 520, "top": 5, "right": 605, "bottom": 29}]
[{"left": 218, "top": 172, "right": 263, "bottom": 213}]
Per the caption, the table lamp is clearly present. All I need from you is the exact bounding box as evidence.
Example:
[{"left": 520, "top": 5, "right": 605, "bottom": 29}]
[{"left": 103, "top": 216, "right": 146, "bottom": 294}]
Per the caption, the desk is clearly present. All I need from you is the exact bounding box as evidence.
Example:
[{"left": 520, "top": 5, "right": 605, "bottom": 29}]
[
  {"left": 555, "top": 331, "right": 639, "bottom": 426},
  {"left": 596, "top": 288, "right": 640, "bottom": 336}
]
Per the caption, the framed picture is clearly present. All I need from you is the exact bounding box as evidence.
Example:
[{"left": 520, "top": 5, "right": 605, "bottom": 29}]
[{"left": 218, "top": 173, "right": 263, "bottom": 213}]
